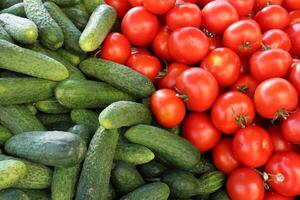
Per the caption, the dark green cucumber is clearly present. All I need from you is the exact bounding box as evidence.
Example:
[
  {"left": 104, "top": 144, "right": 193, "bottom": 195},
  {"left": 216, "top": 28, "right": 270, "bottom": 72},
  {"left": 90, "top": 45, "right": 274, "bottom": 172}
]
[
  {"left": 76, "top": 127, "right": 119, "bottom": 200},
  {"left": 36, "top": 98, "right": 70, "bottom": 114},
  {"left": 99, "top": 101, "right": 152, "bottom": 129},
  {"left": 0, "top": 189, "right": 29, "bottom": 200},
  {"left": 80, "top": 58, "right": 155, "bottom": 98},
  {"left": 56, "top": 48, "right": 81, "bottom": 66},
  {"left": 0, "top": 70, "right": 27, "bottom": 78},
  {"left": 79, "top": 4, "right": 116, "bottom": 52},
  {"left": 0, "top": 25, "right": 13, "bottom": 42},
  {"left": 71, "top": 109, "right": 99, "bottom": 132},
  {"left": 5, "top": 131, "right": 87, "bottom": 168},
  {"left": 0, "top": 3, "right": 25, "bottom": 17},
  {"left": 125, "top": 125, "right": 200, "bottom": 170},
  {"left": 62, "top": 6, "right": 89, "bottom": 30},
  {"left": 55, "top": 79, "right": 135, "bottom": 109},
  {"left": 195, "top": 195, "right": 210, "bottom": 200},
  {"left": 120, "top": 182, "right": 170, "bottom": 200},
  {"left": 190, "top": 158, "right": 216, "bottom": 175},
  {"left": 0, "top": 125, "right": 12, "bottom": 146},
  {"left": 24, "top": 0, "right": 64, "bottom": 50},
  {"left": 0, "top": 40, "right": 68, "bottom": 81},
  {"left": 108, "top": 184, "right": 117, "bottom": 200},
  {"left": 0, "top": 160, "right": 27, "bottom": 190},
  {"left": 23, "top": 190, "right": 50, "bottom": 200},
  {"left": 82, "top": 0, "right": 103, "bottom": 14},
  {"left": 0, "top": 0, "right": 22, "bottom": 9},
  {"left": 211, "top": 188, "right": 230, "bottom": 200},
  {"left": 198, "top": 171, "right": 226, "bottom": 195},
  {"left": 37, "top": 113, "right": 72, "bottom": 127},
  {"left": 47, "top": 0, "right": 79, "bottom": 7},
  {"left": 138, "top": 160, "right": 167, "bottom": 179}
]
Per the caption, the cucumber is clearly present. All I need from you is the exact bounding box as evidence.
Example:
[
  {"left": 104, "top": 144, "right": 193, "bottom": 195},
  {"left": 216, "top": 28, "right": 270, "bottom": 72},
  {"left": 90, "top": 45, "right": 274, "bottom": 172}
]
[
  {"left": 37, "top": 113, "right": 72, "bottom": 127},
  {"left": 26, "top": 103, "right": 37, "bottom": 115},
  {"left": 0, "top": 25, "right": 13, "bottom": 42},
  {"left": 195, "top": 195, "right": 210, "bottom": 200},
  {"left": 125, "top": 125, "right": 200, "bottom": 170},
  {"left": 76, "top": 127, "right": 119, "bottom": 200},
  {"left": 211, "top": 189, "right": 230, "bottom": 200},
  {"left": 0, "top": 40, "right": 69, "bottom": 81},
  {"left": 0, "top": 189, "right": 29, "bottom": 200},
  {"left": 57, "top": 48, "right": 81, "bottom": 66},
  {"left": 0, "top": 3, "right": 25, "bottom": 17},
  {"left": 55, "top": 79, "right": 135, "bottom": 109},
  {"left": 138, "top": 160, "right": 167, "bottom": 179},
  {"left": 24, "top": 0, "right": 64, "bottom": 50},
  {"left": 46, "top": 0, "right": 79, "bottom": 7},
  {"left": 0, "top": 0, "right": 22, "bottom": 9},
  {"left": 115, "top": 143, "right": 155, "bottom": 165},
  {"left": 71, "top": 109, "right": 99, "bottom": 133},
  {"left": 0, "top": 125, "right": 12, "bottom": 146},
  {"left": 62, "top": 6, "right": 89, "bottom": 30},
  {"left": 99, "top": 101, "right": 152, "bottom": 129},
  {"left": 112, "top": 161, "right": 145, "bottom": 194},
  {"left": 23, "top": 190, "right": 50, "bottom": 200},
  {"left": 36, "top": 98, "right": 70, "bottom": 114},
  {"left": 5, "top": 131, "right": 87, "bottom": 168},
  {"left": 120, "top": 182, "right": 170, "bottom": 200},
  {"left": 82, "top": 0, "right": 103, "bottom": 14},
  {"left": 0, "top": 78, "right": 57, "bottom": 105},
  {"left": 0, "top": 70, "right": 26, "bottom": 78},
  {"left": 198, "top": 171, "right": 226, "bottom": 195},
  {"left": 44, "top": 2, "right": 84, "bottom": 54},
  {"left": 0, "top": 105, "right": 46, "bottom": 135},
  {"left": 108, "top": 184, "right": 117, "bottom": 200},
  {"left": 190, "top": 158, "right": 216, "bottom": 175},
  {"left": 0, "top": 160, "right": 27, "bottom": 190},
  {"left": 79, "top": 4, "right": 116, "bottom": 52},
  {"left": 80, "top": 58, "right": 155, "bottom": 98}
]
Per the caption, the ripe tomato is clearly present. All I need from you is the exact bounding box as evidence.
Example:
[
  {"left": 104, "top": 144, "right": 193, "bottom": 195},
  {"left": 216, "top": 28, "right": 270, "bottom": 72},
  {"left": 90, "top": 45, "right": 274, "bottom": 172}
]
[
  {"left": 289, "top": 10, "right": 300, "bottom": 25},
  {"left": 208, "top": 36, "right": 223, "bottom": 52},
  {"left": 268, "top": 125, "right": 298, "bottom": 152},
  {"left": 128, "top": 0, "right": 142, "bottom": 6},
  {"left": 250, "top": 49, "right": 292, "bottom": 82},
  {"left": 152, "top": 26, "right": 173, "bottom": 62},
  {"left": 254, "top": 0, "right": 283, "bottom": 11},
  {"left": 131, "top": 47, "right": 151, "bottom": 55},
  {"left": 262, "top": 29, "right": 291, "bottom": 51},
  {"left": 230, "top": 74, "right": 259, "bottom": 98},
  {"left": 281, "top": 111, "right": 300, "bottom": 143},
  {"left": 282, "top": 0, "right": 300, "bottom": 11},
  {"left": 126, "top": 54, "right": 161, "bottom": 82},
  {"left": 212, "top": 138, "right": 240, "bottom": 174},
  {"left": 104, "top": 0, "right": 131, "bottom": 18},
  {"left": 182, "top": 112, "right": 221, "bottom": 152},
  {"left": 165, "top": 2, "right": 202, "bottom": 31},
  {"left": 264, "top": 192, "right": 294, "bottom": 200},
  {"left": 288, "top": 62, "right": 300, "bottom": 96},
  {"left": 157, "top": 63, "right": 189, "bottom": 89},
  {"left": 285, "top": 23, "right": 300, "bottom": 58},
  {"left": 143, "top": 0, "right": 175, "bottom": 14},
  {"left": 265, "top": 151, "right": 300, "bottom": 197},
  {"left": 168, "top": 27, "right": 209, "bottom": 65},
  {"left": 227, "top": 167, "right": 265, "bottom": 200},
  {"left": 211, "top": 91, "right": 255, "bottom": 134},
  {"left": 201, "top": 47, "right": 240, "bottom": 87},
  {"left": 254, "top": 78, "right": 298, "bottom": 120},
  {"left": 224, "top": 0, "right": 254, "bottom": 16},
  {"left": 223, "top": 20, "right": 262, "bottom": 57},
  {"left": 176, "top": 67, "right": 219, "bottom": 112},
  {"left": 150, "top": 89, "right": 186, "bottom": 128},
  {"left": 100, "top": 33, "right": 131, "bottom": 64},
  {"left": 202, "top": 0, "right": 239, "bottom": 34},
  {"left": 121, "top": 7, "right": 159, "bottom": 46}
]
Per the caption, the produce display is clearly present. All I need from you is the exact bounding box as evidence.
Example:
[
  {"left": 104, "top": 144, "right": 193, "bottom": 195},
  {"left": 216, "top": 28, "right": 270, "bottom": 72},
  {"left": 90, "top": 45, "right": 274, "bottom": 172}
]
[{"left": 0, "top": 0, "right": 299, "bottom": 200}]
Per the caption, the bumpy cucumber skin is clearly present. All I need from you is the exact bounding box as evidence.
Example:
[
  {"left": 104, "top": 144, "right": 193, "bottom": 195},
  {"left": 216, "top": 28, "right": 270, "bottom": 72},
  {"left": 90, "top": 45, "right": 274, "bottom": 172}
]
[
  {"left": 198, "top": 171, "right": 226, "bottom": 195},
  {"left": 36, "top": 98, "right": 70, "bottom": 114},
  {"left": 0, "top": 25, "right": 13, "bottom": 42},
  {"left": 23, "top": 190, "right": 50, "bottom": 200},
  {"left": 24, "top": 0, "right": 64, "bottom": 50},
  {"left": 0, "top": 125, "right": 12, "bottom": 146},
  {"left": 62, "top": 6, "right": 89, "bottom": 30},
  {"left": 82, "top": 0, "right": 103, "bottom": 14},
  {"left": 0, "top": 189, "right": 29, "bottom": 200},
  {"left": 0, "top": 0, "right": 22, "bottom": 9},
  {"left": 138, "top": 160, "right": 167, "bottom": 179},
  {"left": 0, "top": 160, "right": 27, "bottom": 190},
  {"left": 0, "top": 3, "right": 26, "bottom": 17},
  {"left": 47, "top": 0, "right": 79, "bottom": 7},
  {"left": 79, "top": 4, "right": 116, "bottom": 52},
  {"left": 71, "top": 109, "right": 99, "bottom": 133},
  {"left": 56, "top": 48, "right": 81, "bottom": 66},
  {"left": 189, "top": 158, "right": 216, "bottom": 175}
]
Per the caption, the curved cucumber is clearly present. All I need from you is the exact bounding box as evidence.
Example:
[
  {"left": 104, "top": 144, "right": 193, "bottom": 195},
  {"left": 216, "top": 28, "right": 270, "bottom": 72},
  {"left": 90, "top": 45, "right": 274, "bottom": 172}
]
[
  {"left": 70, "top": 109, "right": 99, "bottom": 132},
  {"left": 36, "top": 98, "right": 70, "bottom": 114},
  {"left": 138, "top": 160, "right": 167, "bottom": 179},
  {"left": 0, "top": 125, "right": 12, "bottom": 146},
  {"left": 0, "top": 25, "right": 13, "bottom": 42},
  {"left": 56, "top": 48, "right": 81, "bottom": 66},
  {"left": 0, "top": 3, "right": 25, "bottom": 17},
  {"left": 82, "top": 0, "right": 103, "bottom": 14},
  {"left": 0, "top": 160, "right": 27, "bottom": 190},
  {"left": 62, "top": 6, "right": 89, "bottom": 30},
  {"left": 198, "top": 171, "right": 225, "bottom": 195},
  {"left": 0, "top": 189, "right": 29, "bottom": 200}
]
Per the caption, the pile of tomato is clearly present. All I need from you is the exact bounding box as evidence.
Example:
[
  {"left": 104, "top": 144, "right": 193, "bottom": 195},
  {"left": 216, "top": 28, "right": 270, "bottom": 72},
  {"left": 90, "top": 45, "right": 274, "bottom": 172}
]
[{"left": 102, "top": 0, "right": 300, "bottom": 199}]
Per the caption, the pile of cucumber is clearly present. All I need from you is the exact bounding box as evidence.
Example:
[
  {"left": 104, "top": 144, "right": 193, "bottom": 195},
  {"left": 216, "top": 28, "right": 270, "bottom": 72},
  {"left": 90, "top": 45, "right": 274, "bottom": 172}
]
[{"left": 0, "top": 0, "right": 228, "bottom": 199}]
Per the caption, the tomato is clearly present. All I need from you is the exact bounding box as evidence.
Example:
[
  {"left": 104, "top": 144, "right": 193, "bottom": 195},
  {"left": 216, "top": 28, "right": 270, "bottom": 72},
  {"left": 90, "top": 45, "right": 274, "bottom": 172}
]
[
  {"left": 208, "top": 36, "right": 223, "bottom": 52},
  {"left": 150, "top": 89, "right": 186, "bottom": 128},
  {"left": 262, "top": 29, "right": 291, "bottom": 51},
  {"left": 143, "top": 0, "right": 175, "bottom": 14},
  {"left": 126, "top": 54, "right": 162, "bottom": 82},
  {"left": 227, "top": 167, "right": 265, "bottom": 200},
  {"left": 176, "top": 67, "right": 219, "bottom": 112},
  {"left": 121, "top": 7, "right": 159, "bottom": 46},
  {"left": 131, "top": 47, "right": 151, "bottom": 55},
  {"left": 201, "top": 47, "right": 240, "bottom": 87},
  {"left": 265, "top": 151, "right": 300, "bottom": 197},
  {"left": 282, "top": 0, "right": 300, "bottom": 11},
  {"left": 268, "top": 125, "right": 298, "bottom": 152},
  {"left": 211, "top": 91, "right": 255, "bottom": 134},
  {"left": 198, "top": 0, "right": 213, "bottom": 6},
  {"left": 254, "top": 0, "right": 283, "bottom": 11},
  {"left": 264, "top": 192, "right": 294, "bottom": 200},
  {"left": 254, "top": 78, "right": 298, "bottom": 120},
  {"left": 165, "top": 2, "right": 202, "bottom": 31},
  {"left": 250, "top": 49, "right": 292, "bottom": 82},
  {"left": 212, "top": 138, "right": 240, "bottom": 174},
  {"left": 202, "top": 0, "right": 239, "bottom": 34},
  {"left": 281, "top": 110, "right": 300, "bottom": 143},
  {"left": 128, "top": 0, "right": 143, "bottom": 6},
  {"left": 288, "top": 62, "right": 300, "bottom": 96},
  {"left": 224, "top": 0, "right": 254, "bottom": 16},
  {"left": 230, "top": 74, "right": 259, "bottom": 98},
  {"left": 183, "top": 0, "right": 198, "bottom": 3},
  {"left": 104, "top": 0, "right": 131, "bottom": 18},
  {"left": 289, "top": 10, "right": 300, "bottom": 25},
  {"left": 168, "top": 27, "right": 209, "bottom": 65},
  {"left": 152, "top": 26, "right": 173, "bottom": 62},
  {"left": 157, "top": 63, "right": 189, "bottom": 89},
  {"left": 100, "top": 33, "right": 131, "bottom": 64},
  {"left": 223, "top": 20, "right": 262, "bottom": 57},
  {"left": 285, "top": 23, "right": 300, "bottom": 58}
]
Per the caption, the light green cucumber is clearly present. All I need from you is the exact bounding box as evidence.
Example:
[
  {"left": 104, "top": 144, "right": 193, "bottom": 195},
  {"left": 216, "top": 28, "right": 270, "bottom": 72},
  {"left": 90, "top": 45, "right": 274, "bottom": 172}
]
[
  {"left": 0, "top": 160, "right": 27, "bottom": 190},
  {"left": 23, "top": 190, "right": 50, "bottom": 200},
  {"left": 82, "top": 0, "right": 103, "bottom": 14},
  {"left": 62, "top": 6, "right": 89, "bottom": 30},
  {"left": 0, "top": 25, "right": 13, "bottom": 42},
  {"left": 36, "top": 98, "right": 70, "bottom": 114},
  {"left": 57, "top": 48, "right": 81, "bottom": 66},
  {"left": 0, "top": 189, "right": 29, "bottom": 200},
  {"left": 0, "top": 125, "right": 12, "bottom": 146},
  {"left": 71, "top": 109, "right": 99, "bottom": 132},
  {"left": 0, "top": 3, "right": 25, "bottom": 17}
]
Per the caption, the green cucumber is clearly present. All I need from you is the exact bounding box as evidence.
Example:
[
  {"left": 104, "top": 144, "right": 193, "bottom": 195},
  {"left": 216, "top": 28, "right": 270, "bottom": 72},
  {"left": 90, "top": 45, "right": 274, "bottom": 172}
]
[
  {"left": 37, "top": 113, "right": 72, "bottom": 127},
  {"left": 62, "top": 6, "right": 89, "bottom": 30},
  {"left": 0, "top": 125, "right": 12, "bottom": 146},
  {"left": 0, "top": 70, "right": 26, "bottom": 78},
  {"left": 0, "top": 0, "right": 22, "bottom": 9},
  {"left": 76, "top": 127, "right": 119, "bottom": 200},
  {"left": 55, "top": 79, "right": 135, "bottom": 109},
  {"left": 211, "top": 189, "right": 230, "bottom": 200},
  {"left": 190, "top": 158, "right": 216, "bottom": 175},
  {"left": 24, "top": 0, "right": 64, "bottom": 50},
  {"left": 46, "top": 0, "right": 79, "bottom": 7},
  {"left": 0, "top": 160, "right": 27, "bottom": 190},
  {"left": 0, "top": 189, "right": 29, "bottom": 200},
  {"left": 5, "top": 131, "right": 87, "bottom": 168},
  {"left": 0, "top": 25, "right": 13, "bottom": 42},
  {"left": 0, "top": 3, "right": 25, "bottom": 17},
  {"left": 36, "top": 98, "right": 70, "bottom": 114},
  {"left": 125, "top": 125, "right": 200, "bottom": 170},
  {"left": 138, "top": 160, "right": 167, "bottom": 179},
  {"left": 79, "top": 4, "right": 116, "bottom": 52},
  {"left": 120, "top": 182, "right": 170, "bottom": 200},
  {"left": 0, "top": 39, "right": 68, "bottom": 81},
  {"left": 80, "top": 58, "right": 155, "bottom": 98},
  {"left": 23, "top": 190, "right": 50, "bottom": 200},
  {"left": 26, "top": 103, "right": 37, "bottom": 115},
  {"left": 99, "top": 101, "right": 152, "bottom": 129},
  {"left": 108, "top": 184, "right": 117, "bottom": 200},
  {"left": 82, "top": 0, "right": 103, "bottom": 14},
  {"left": 71, "top": 109, "right": 99, "bottom": 132},
  {"left": 198, "top": 171, "right": 226, "bottom": 195},
  {"left": 196, "top": 195, "right": 210, "bottom": 200},
  {"left": 57, "top": 48, "right": 81, "bottom": 66}
]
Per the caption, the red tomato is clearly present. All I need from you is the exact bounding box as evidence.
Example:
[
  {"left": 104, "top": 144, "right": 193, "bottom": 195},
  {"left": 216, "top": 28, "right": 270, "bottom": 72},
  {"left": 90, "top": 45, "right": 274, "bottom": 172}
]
[
  {"left": 198, "top": 0, "right": 214, "bottom": 6},
  {"left": 208, "top": 36, "right": 223, "bottom": 52},
  {"left": 288, "top": 62, "right": 300, "bottom": 96},
  {"left": 202, "top": 0, "right": 239, "bottom": 34},
  {"left": 227, "top": 167, "right": 265, "bottom": 200},
  {"left": 212, "top": 138, "right": 240, "bottom": 174},
  {"left": 131, "top": 47, "right": 151, "bottom": 55},
  {"left": 150, "top": 89, "right": 186, "bottom": 128},
  {"left": 254, "top": 0, "right": 283, "bottom": 11},
  {"left": 201, "top": 47, "right": 240, "bottom": 87},
  {"left": 176, "top": 67, "right": 219, "bottom": 112},
  {"left": 165, "top": 2, "right": 202, "bottom": 31},
  {"left": 183, "top": 0, "right": 198, "bottom": 3},
  {"left": 126, "top": 54, "right": 162, "bottom": 81},
  {"left": 289, "top": 10, "right": 300, "bottom": 25},
  {"left": 211, "top": 91, "right": 255, "bottom": 134},
  {"left": 104, "top": 0, "right": 131, "bottom": 18},
  {"left": 223, "top": 20, "right": 262, "bottom": 57},
  {"left": 168, "top": 27, "right": 209, "bottom": 65},
  {"left": 254, "top": 78, "right": 298, "bottom": 119},
  {"left": 264, "top": 192, "right": 294, "bottom": 200},
  {"left": 262, "top": 29, "right": 292, "bottom": 51},
  {"left": 285, "top": 23, "right": 300, "bottom": 58},
  {"left": 281, "top": 111, "right": 300, "bottom": 143},
  {"left": 265, "top": 151, "right": 300, "bottom": 196},
  {"left": 128, "top": 0, "right": 142, "bottom": 6},
  {"left": 224, "top": 0, "right": 254, "bottom": 16},
  {"left": 157, "top": 63, "right": 189, "bottom": 89},
  {"left": 230, "top": 74, "right": 259, "bottom": 98},
  {"left": 121, "top": 7, "right": 159, "bottom": 46},
  {"left": 143, "top": 0, "right": 175, "bottom": 14},
  {"left": 152, "top": 26, "right": 173, "bottom": 62},
  {"left": 282, "top": 0, "right": 300, "bottom": 11}
]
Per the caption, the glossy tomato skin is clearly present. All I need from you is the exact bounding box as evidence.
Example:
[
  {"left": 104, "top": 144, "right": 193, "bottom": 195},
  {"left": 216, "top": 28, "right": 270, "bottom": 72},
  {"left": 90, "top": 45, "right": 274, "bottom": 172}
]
[
  {"left": 265, "top": 151, "right": 300, "bottom": 197},
  {"left": 104, "top": 0, "right": 131, "bottom": 18},
  {"left": 282, "top": 0, "right": 300, "bottom": 11},
  {"left": 150, "top": 89, "right": 186, "bottom": 128},
  {"left": 168, "top": 27, "right": 209, "bottom": 65},
  {"left": 262, "top": 29, "right": 291, "bottom": 51},
  {"left": 288, "top": 62, "right": 300, "bottom": 96},
  {"left": 143, "top": 0, "right": 175, "bottom": 15},
  {"left": 121, "top": 7, "right": 159, "bottom": 46},
  {"left": 264, "top": 192, "right": 294, "bottom": 200},
  {"left": 224, "top": 0, "right": 254, "bottom": 16},
  {"left": 128, "top": 0, "right": 143, "bottom": 7},
  {"left": 230, "top": 74, "right": 259, "bottom": 98},
  {"left": 227, "top": 167, "right": 265, "bottom": 200},
  {"left": 289, "top": 10, "right": 300, "bottom": 25},
  {"left": 131, "top": 47, "right": 151, "bottom": 55},
  {"left": 282, "top": 111, "right": 300, "bottom": 143},
  {"left": 152, "top": 26, "right": 174, "bottom": 62},
  {"left": 176, "top": 67, "right": 219, "bottom": 112},
  {"left": 285, "top": 23, "right": 300, "bottom": 58}
]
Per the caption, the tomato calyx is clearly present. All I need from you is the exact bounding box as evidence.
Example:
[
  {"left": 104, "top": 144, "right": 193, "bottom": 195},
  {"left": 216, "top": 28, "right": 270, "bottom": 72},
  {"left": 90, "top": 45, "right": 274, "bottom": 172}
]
[
  {"left": 261, "top": 43, "right": 272, "bottom": 51},
  {"left": 176, "top": 93, "right": 189, "bottom": 102},
  {"left": 237, "top": 85, "right": 249, "bottom": 94},
  {"left": 271, "top": 109, "right": 291, "bottom": 124},
  {"left": 156, "top": 70, "right": 167, "bottom": 79},
  {"left": 232, "top": 107, "right": 249, "bottom": 128},
  {"left": 254, "top": 169, "right": 285, "bottom": 191},
  {"left": 202, "top": 28, "right": 215, "bottom": 38}
]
